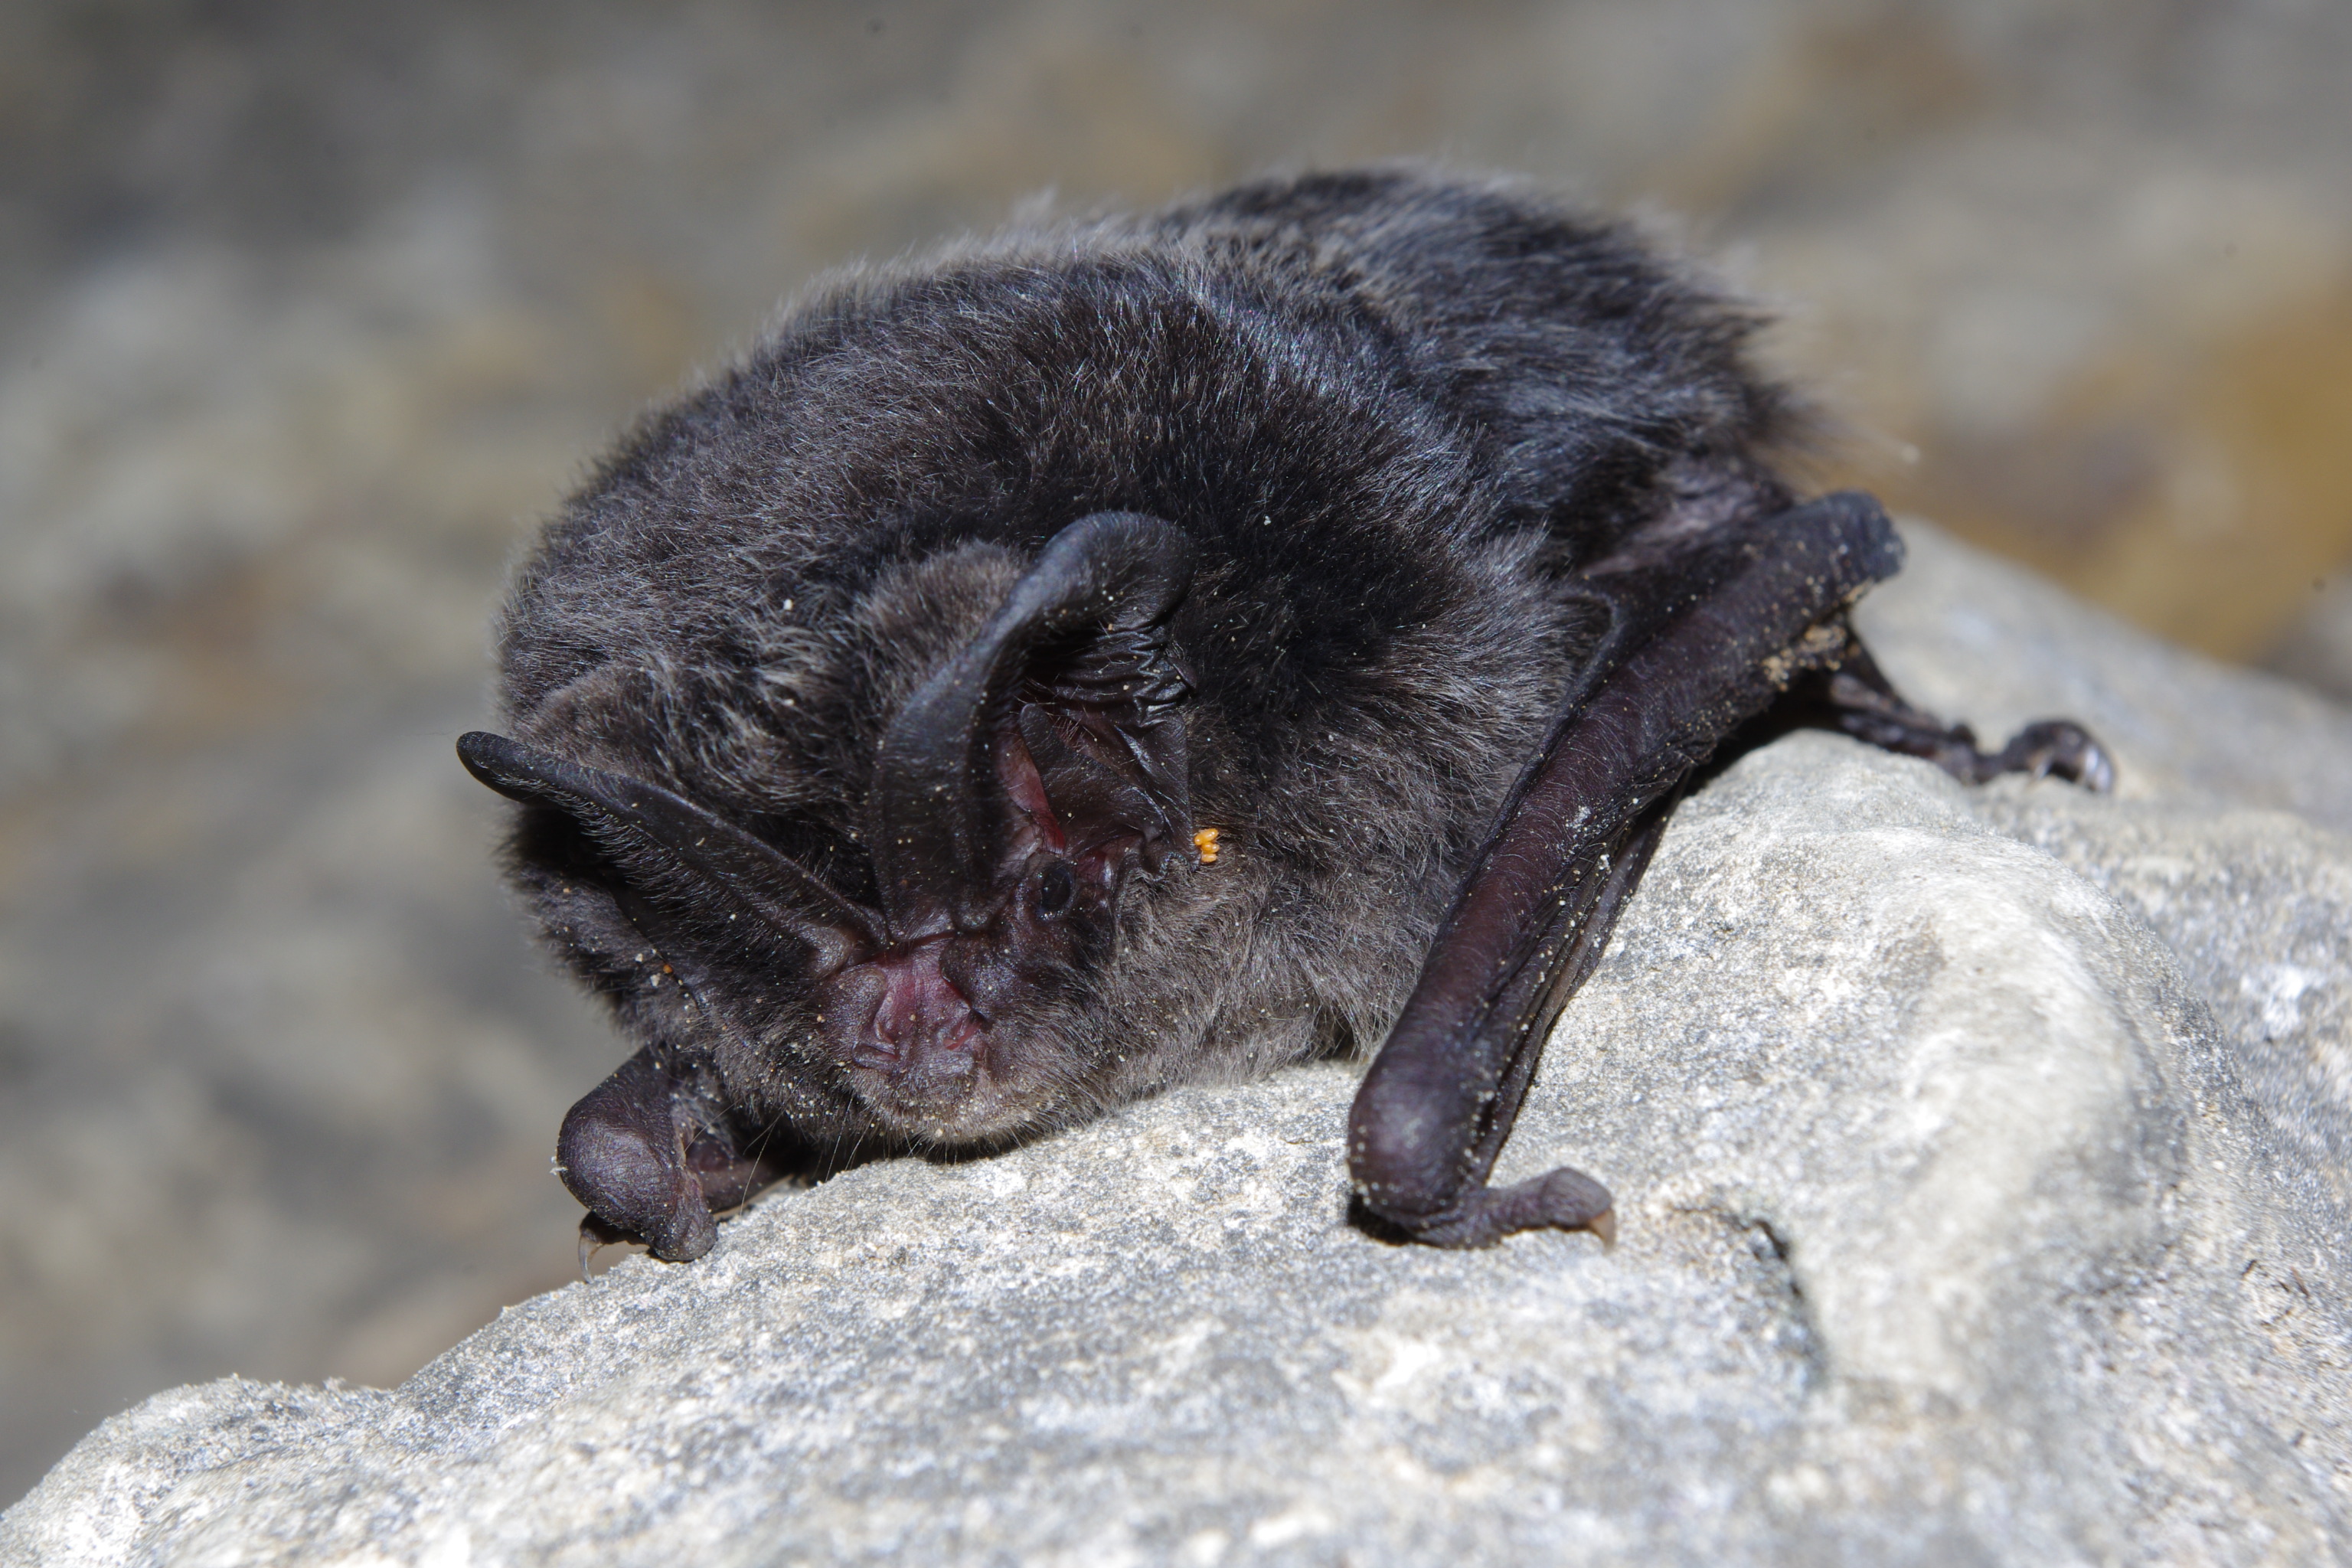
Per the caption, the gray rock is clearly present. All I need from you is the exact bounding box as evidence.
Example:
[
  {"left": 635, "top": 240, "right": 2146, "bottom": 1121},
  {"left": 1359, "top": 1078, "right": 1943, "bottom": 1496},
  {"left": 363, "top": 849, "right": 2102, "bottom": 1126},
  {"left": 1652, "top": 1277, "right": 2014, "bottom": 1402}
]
[
  {"left": 11, "top": 0, "right": 2352, "bottom": 1503},
  {"left": 9, "top": 528, "right": 2352, "bottom": 1566},
  {"left": 2265, "top": 578, "right": 2352, "bottom": 710}
]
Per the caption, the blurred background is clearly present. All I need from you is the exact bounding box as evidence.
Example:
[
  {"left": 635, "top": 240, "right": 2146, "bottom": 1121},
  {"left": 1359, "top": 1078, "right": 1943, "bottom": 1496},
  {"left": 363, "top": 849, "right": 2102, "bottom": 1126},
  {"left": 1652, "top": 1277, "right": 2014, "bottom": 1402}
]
[{"left": 4, "top": 0, "right": 2350, "bottom": 1504}]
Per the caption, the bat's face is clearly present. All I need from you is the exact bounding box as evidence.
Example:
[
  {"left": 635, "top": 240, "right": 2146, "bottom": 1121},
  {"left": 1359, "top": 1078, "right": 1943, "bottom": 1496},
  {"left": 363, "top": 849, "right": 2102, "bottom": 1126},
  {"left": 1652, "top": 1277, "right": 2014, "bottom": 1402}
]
[{"left": 460, "top": 514, "right": 1200, "bottom": 1253}]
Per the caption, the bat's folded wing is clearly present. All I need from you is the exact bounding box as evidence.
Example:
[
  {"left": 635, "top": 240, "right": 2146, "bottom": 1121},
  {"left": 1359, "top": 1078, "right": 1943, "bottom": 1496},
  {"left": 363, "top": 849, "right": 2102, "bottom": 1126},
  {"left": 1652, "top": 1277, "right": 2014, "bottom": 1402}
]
[{"left": 1348, "top": 491, "right": 1903, "bottom": 1247}]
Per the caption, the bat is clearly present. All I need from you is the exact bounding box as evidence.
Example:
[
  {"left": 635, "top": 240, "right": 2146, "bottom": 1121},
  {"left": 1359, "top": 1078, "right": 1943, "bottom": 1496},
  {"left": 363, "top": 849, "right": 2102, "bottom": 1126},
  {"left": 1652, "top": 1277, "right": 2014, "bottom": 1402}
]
[{"left": 456, "top": 169, "right": 2111, "bottom": 1264}]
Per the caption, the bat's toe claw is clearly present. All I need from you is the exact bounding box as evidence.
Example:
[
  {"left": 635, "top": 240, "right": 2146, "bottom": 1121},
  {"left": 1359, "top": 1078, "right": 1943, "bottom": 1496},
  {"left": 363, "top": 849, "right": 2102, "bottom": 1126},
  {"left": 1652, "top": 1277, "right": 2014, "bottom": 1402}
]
[{"left": 1992, "top": 720, "right": 2115, "bottom": 793}]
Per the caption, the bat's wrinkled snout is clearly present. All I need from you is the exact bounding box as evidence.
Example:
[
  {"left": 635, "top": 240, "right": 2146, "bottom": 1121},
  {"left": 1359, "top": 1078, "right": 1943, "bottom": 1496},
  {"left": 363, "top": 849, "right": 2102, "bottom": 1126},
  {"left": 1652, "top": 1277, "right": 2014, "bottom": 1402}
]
[{"left": 822, "top": 940, "right": 1001, "bottom": 1129}]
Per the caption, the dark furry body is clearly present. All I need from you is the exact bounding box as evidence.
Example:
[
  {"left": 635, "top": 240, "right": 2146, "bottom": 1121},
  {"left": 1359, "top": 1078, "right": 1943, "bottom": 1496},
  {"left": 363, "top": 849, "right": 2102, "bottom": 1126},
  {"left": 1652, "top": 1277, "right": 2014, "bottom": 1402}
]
[{"left": 475, "top": 168, "right": 2099, "bottom": 1259}]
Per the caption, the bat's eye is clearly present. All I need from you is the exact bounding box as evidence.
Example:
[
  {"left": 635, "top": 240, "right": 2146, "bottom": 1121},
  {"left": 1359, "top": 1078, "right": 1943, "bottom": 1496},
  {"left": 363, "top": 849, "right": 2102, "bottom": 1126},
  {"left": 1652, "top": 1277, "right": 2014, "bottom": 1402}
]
[{"left": 1035, "top": 859, "right": 1075, "bottom": 917}]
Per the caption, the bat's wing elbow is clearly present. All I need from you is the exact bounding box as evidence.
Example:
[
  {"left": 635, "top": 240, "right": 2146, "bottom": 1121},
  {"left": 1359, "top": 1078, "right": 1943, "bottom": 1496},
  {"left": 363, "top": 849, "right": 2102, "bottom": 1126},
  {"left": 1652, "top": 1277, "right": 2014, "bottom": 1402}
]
[{"left": 556, "top": 1047, "right": 720, "bottom": 1263}]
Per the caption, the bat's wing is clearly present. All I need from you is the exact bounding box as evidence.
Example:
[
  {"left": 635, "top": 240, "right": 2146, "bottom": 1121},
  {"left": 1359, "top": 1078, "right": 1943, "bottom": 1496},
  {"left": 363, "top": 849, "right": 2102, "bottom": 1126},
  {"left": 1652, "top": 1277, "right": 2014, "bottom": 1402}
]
[{"left": 1348, "top": 491, "right": 2109, "bottom": 1247}]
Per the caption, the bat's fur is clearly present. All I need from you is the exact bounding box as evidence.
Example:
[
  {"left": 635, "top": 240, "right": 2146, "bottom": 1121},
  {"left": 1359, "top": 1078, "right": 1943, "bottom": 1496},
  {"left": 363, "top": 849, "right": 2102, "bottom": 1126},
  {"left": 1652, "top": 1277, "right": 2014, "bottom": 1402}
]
[{"left": 488, "top": 168, "right": 1810, "bottom": 1204}]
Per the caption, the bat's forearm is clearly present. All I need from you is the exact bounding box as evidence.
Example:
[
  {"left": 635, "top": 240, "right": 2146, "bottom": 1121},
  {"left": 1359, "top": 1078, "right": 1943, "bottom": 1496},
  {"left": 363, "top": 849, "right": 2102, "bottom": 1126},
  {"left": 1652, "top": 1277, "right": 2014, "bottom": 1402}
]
[{"left": 1349, "top": 492, "right": 1904, "bottom": 1245}]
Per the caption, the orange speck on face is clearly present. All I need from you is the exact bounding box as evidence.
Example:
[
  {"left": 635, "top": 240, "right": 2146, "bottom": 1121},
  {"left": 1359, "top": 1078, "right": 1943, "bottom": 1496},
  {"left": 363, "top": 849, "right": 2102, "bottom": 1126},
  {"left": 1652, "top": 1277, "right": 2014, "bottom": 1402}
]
[{"left": 1194, "top": 828, "right": 1222, "bottom": 865}]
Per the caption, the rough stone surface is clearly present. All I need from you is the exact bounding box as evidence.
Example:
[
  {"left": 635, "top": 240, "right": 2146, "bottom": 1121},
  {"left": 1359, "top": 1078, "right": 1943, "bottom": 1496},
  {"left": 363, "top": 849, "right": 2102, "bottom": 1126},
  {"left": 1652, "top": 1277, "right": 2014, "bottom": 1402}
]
[
  {"left": 8, "top": 528, "right": 2352, "bottom": 1566},
  {"left": 2266, "top": 580, "right": 2352, "bottom": 710},
  {"left": 11, "top": 0, "right": 2352, "bottom": 1506}
]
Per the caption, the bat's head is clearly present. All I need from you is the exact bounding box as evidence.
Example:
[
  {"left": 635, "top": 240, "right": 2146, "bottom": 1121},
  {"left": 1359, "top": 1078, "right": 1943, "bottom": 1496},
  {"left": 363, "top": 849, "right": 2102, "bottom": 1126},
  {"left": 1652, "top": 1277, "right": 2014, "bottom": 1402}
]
[{"left": 461, "top": 512, "right": 1199, "bottom": 1258}]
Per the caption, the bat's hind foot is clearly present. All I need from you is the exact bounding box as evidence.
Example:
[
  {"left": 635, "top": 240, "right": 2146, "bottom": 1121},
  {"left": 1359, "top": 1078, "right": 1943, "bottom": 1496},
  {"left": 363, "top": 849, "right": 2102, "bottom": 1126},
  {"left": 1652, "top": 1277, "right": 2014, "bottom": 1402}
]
[
  {"left": 1800, "top": 638, "right": 2115, "bottom": 793},
  {"left": 1982, "top": 718, "right": 2114, "bottom": 791}
]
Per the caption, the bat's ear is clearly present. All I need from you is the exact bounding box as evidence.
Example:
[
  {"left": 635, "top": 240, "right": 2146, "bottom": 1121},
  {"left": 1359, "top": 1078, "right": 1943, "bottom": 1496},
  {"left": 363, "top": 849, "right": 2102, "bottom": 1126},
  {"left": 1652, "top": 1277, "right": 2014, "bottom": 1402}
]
[{"left": 872, "top": 511, "right": 1196, "bottom": 939}]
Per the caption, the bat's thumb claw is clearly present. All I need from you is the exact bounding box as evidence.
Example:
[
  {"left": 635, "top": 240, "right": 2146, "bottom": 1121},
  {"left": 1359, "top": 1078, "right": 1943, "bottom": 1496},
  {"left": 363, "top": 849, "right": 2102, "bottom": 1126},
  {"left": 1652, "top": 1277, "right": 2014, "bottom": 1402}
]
[
  {"left": 1376, "top": 1164, "right": 1616, "bottom": 1247},
  {"left": 577, "top": 1214, "right": 637, "bottom": 1281}
]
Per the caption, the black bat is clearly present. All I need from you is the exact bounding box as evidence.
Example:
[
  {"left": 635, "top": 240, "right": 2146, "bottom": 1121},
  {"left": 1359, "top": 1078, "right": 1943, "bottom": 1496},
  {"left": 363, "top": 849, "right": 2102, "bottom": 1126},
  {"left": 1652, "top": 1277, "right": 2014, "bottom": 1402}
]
[{"left": 457, "top": 169, "right": 2109, "bottom": 1264}]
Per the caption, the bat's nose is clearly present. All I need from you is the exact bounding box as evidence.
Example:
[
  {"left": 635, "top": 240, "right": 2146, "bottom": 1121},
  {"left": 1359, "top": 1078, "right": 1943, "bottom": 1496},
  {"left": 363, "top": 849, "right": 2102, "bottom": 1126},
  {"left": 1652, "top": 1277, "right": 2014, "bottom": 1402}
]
[{"left": 844, "top": 942, "right": 986, "bottom": 1106}]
